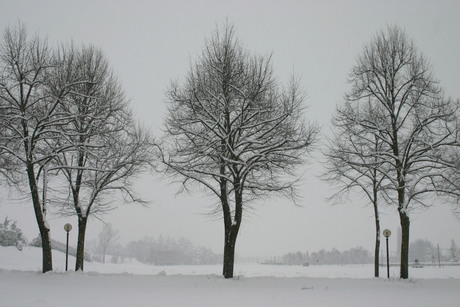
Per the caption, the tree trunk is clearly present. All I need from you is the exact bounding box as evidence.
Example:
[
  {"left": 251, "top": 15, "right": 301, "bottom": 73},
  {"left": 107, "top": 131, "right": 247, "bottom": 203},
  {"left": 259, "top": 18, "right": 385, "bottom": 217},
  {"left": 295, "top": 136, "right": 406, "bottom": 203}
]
[
  {"left": 396, "top": 168, "right": 410, "bottom": 279},
  {"left": 399, "top": 209, "right": 410, "bottom": 279},
  {"left": 27, "top": 165, "right": 53, "bottom": 273},
  {"left": 75, "top": 216, "right": 88, "bottom": 271},
  {"left": 372, "top": 183, "right": 380, "bottom": 278},
  {"left": 222, "top": 181, "right": 243, "bottom": 279},
  {"left": 374, "top": 217, "right": 380, "bottom": 278},
  {"left": 39, "top": 224, "right": 53, "bottom": 273},
  {"left": 223, "top": 226, "right": 239, "bottom": 278}
]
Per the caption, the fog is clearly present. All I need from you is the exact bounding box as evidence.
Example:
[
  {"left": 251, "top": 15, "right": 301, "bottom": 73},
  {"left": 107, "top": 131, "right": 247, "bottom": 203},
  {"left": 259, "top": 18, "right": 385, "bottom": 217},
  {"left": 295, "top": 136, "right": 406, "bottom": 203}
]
[{"left": 1, "top": 0, "right": 460, "bottom": 258}]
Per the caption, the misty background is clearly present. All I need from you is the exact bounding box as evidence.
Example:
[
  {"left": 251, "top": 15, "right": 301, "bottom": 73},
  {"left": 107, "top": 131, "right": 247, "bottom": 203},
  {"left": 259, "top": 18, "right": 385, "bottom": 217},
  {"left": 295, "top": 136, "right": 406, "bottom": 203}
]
[{"left": 1, "top": 0, "right": 459, "bottom": 259}]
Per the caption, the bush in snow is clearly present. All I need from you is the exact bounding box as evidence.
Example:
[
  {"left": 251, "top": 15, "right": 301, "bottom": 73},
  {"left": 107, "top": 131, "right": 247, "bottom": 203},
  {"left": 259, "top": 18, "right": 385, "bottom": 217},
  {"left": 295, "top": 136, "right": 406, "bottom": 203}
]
[{"left": 0, "top": 217, "right": 26, "bottom": 247}]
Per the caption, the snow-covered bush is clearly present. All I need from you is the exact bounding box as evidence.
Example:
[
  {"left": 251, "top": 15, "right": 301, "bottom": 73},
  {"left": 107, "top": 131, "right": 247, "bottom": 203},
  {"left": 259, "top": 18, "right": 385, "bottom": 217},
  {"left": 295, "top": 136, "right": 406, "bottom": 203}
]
[
  {"left": 30, "top": 236, "right": 41, "bottom": 247},
  {"left": 0, "top": 217, "right": 26, "bottom": 247}
]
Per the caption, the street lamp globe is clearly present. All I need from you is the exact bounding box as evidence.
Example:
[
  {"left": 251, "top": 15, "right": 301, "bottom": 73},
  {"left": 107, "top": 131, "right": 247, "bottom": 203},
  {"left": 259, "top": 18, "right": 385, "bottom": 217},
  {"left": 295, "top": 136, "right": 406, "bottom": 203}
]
[
  {"left": 383, "top": 229, "right": 391, "bottom": 238},
  {"left": 64, "top": 223, "right": 72, "bottom": 233}
]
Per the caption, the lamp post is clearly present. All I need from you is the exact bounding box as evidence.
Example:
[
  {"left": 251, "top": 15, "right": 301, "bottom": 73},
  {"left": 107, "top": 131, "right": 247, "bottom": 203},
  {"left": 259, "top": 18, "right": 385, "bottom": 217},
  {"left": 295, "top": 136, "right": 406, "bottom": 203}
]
[
  {"left": 64, "top": 223, "right": 72, "bottom": 271},
  {"left": 383, "top": 229, "right": 391, "bottom": 278}
]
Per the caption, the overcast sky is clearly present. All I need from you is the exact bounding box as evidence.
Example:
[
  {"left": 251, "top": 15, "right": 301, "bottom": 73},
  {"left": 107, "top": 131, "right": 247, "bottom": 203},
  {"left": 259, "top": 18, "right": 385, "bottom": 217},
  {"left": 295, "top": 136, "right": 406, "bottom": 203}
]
[{"left": 1, "top": 0, "right": 460, "bottom": 258}]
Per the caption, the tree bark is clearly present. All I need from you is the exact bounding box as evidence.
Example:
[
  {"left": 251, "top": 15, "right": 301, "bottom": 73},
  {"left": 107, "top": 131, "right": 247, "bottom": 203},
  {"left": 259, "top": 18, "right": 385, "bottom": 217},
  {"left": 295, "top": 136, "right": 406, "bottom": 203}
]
[
  {"left": 224, "top": 184, "right": 243, "bottom": 278},
  {"left": 27, "top": 165, "right": 53, "bottom": 273},
  {"left": 221, "top": 179, "right": 243, "bottom": 279},
  {"left": 39, "top": 230, "right": 53, "bottom": 273},
  {"left": 399, "top": 209, "right": 410, "bottom": 279},
  {"left": 373, "top": 212, "right": 380, "bottom": 278},
  {"left": 75, "top": 216, "right": 88, "bottom": 271},
  {"left": 372, "top": 177, "right": 380, "bottom": 278},
  {"left": 223, "top": 225, "right": 239, "bottom": 278},
  {"left": 396, "top": 165, "right": 410, "bottom": 279}
]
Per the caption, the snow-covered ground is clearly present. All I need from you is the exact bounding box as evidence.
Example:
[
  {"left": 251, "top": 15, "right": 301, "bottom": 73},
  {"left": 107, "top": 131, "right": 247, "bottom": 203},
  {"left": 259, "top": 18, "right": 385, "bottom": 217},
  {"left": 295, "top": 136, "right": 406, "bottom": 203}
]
[{"left": 1, "top": 246, "right": 459, "bottom": 306}]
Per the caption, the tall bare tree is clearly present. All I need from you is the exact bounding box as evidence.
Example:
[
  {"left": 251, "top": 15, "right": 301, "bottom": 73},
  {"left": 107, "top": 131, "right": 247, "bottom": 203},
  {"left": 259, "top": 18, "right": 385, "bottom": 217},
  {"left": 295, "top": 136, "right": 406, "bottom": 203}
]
[
  {"left": 160, "top": 23, "right": 318, "bottom": 278},
  {"left": 342, "top": 26, "right": 459, "bottom": 279},
  {"left": 323, "top": 102, "right": 388, "bottom": 277},
  {"left": 0, "top": 23, "right": 80, "bottom": 272},
  {"left": 46, "top": 45, "right": 154, "bottom": 271}
]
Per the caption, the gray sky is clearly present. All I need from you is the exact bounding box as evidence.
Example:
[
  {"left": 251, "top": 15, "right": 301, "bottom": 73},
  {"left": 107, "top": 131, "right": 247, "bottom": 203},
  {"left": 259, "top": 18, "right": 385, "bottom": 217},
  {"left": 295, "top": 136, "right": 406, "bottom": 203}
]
[{"left": 1, "top": 0, "right": 460, "bottom": 258}]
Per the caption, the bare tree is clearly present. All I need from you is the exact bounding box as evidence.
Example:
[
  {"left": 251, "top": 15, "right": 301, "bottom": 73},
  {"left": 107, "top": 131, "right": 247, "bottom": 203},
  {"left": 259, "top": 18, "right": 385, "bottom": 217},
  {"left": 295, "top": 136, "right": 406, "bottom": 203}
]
[
  {"left": 160, "top": 23, "right": 318, "bottom": 278},
  {"left": 46, "top": 45, "right": 154, "bottom": 271},
  {"left": 97, "top": 223, "right": 119, "bottom": 263},
  {"left": 0, "top": 23, "right": 80, "bottom": 272},
  {"left": 343, "top": 26, "right": 459, "bottom": 279},
  {"left": 323, "top": 103, "right": 388, "bottom": 277}
]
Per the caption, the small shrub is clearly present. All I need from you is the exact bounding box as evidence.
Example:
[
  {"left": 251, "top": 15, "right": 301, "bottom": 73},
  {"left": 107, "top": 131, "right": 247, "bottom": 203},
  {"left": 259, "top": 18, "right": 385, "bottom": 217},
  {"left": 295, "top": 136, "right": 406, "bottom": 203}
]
[{"left": 0, "top": 217, "right": 26, "bottom": 247}]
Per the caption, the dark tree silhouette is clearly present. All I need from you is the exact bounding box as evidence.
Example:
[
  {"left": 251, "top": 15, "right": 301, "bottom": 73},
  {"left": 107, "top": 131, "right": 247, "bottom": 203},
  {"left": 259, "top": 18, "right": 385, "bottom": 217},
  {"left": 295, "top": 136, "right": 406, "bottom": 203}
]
[
  {"left": 340, "top": 26, "right": 459, "bottom": 279},
  {"left": 47, "top": 45, "right": 154, "bottom": 271},
  {"left": 0, "top": 23, "right": 80, "bottom": 272},
  {"left": 160, "top": 23, "right": 318, "bottom": 278}
]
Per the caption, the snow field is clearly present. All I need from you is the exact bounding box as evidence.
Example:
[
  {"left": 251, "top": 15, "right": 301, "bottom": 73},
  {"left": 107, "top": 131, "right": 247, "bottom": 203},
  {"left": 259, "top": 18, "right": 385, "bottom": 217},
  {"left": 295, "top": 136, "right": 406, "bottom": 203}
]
[{"left": 1, "top": 246, "right": 459, "bottom": 306}]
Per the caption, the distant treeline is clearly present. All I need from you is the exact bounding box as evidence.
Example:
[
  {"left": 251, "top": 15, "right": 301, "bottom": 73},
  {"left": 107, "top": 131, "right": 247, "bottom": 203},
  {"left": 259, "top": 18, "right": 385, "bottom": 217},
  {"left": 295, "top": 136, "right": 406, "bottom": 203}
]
[
  {"left": 93, "top": 236, "right": 222, "bottom": 265},
  {"left": 266, "top": 246, "right": 372, "bottom": 265},
  {"left": 266, "top": 238, "right": 459, "bottom": 265}
]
